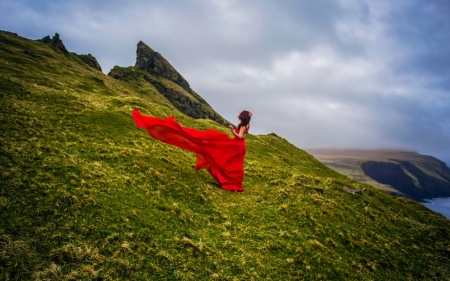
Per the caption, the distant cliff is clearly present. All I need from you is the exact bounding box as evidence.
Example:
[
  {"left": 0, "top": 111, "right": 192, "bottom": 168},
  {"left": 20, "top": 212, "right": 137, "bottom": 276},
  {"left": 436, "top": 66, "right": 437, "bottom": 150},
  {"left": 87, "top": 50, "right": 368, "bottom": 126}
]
[
  {"left": 361, "top": 160, "right": 450, "bottom": 200},
  {"left": 308, "top": 149, "right": 450, "bottom": 201}
]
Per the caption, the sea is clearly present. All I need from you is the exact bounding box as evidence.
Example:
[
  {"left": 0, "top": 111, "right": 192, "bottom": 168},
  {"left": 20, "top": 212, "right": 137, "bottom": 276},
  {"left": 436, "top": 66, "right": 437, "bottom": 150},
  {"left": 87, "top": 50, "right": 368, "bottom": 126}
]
[{"left": 421, "top": 197, "right": 450, "bottom": 219}]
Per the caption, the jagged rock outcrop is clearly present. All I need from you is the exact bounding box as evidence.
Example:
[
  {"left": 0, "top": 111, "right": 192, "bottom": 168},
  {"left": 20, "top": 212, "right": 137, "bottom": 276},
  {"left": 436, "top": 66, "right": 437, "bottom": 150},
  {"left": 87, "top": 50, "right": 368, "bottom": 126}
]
[
  {"left": 108, "top": 42, "right": 230, "bottom": 126},
  {"left": 76, "top": 53, "right": 102, "bottom": 71},
  {"left": 37, "top": 33, "right": 102, "bottom": 71},
  {"left": 136, "top": 42, "right": 188, "bottom": 90},
  {"left": 134, "top": 41, "right": 208, "bottom": 105},
  {"left": 38, "top": 33, "right": 68, "bottom": 54}
]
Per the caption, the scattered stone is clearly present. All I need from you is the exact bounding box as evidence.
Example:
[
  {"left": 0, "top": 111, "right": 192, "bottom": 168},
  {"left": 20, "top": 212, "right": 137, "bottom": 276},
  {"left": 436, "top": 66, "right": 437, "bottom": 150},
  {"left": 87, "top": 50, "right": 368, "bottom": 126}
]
[
  {"left": 23, "top": 50, "right": 37, "bottom": 57},
  {"left": 343, "top": 186, "right": 362, "bottom": 195},
  {"left": 23, "top": 50, "right": 44, "bottom": 60}
]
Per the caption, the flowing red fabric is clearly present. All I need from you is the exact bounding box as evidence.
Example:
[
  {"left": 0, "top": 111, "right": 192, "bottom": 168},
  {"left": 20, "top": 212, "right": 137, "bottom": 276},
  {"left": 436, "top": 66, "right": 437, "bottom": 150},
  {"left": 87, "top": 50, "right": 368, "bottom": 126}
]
[{"left": 132, "top": 108, "right": 246, "bottom": 192}]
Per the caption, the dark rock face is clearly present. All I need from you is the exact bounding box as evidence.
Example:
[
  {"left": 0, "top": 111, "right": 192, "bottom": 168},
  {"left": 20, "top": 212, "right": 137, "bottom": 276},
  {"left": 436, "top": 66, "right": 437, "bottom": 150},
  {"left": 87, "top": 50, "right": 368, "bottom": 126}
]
[
  {"left": 134, "top": 41, "right": 207, "bottom": 104},
  {"left": 423, "top": 158, "right": 450, "bottom": 183},
  {"left": 398, "top": 161, "right": 450, "bottom": 198},
  {"left": 361, "top": 162, "right": 416, "bottom": 194},
  {"left": 361, "top": 161, "right": 450, "bottom": 200},
  {"left": 76, "top": 53, "right": 102, "bottom": 71},
  {"left": 38, "top": 33, "right": 68, "bottom": 54},
  {"left": 135, "top": 41, "right": 188, "bottom": 89},
  {"left": 150, "top": 80, "right": 217, "bottom": 120}
]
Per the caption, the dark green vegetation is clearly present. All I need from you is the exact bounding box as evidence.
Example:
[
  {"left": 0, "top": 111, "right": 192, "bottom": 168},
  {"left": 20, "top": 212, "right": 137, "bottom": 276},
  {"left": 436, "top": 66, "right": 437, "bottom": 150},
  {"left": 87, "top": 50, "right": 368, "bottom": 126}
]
[
  {"left": 1, "top": 30, "right": 450, "bottom": 280},
  {"left": 308, "top": 149, "right": 450, "bottom": 201},
  {"left": 76, "top": 54, "right": 102, "bottom": 72}
]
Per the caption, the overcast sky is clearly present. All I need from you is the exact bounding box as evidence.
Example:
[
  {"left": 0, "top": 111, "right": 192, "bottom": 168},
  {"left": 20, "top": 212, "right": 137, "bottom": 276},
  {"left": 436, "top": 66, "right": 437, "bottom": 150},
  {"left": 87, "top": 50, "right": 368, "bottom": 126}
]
[{"left": 1, "top": 0, "right": 449, "bottom": 165}]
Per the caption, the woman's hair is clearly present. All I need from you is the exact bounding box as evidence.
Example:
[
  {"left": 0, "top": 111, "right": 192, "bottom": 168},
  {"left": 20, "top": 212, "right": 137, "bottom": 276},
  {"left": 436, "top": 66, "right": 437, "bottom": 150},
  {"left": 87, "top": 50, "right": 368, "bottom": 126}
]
[{"left": 237, "top": 110, "right": 251, "bottom": 128}]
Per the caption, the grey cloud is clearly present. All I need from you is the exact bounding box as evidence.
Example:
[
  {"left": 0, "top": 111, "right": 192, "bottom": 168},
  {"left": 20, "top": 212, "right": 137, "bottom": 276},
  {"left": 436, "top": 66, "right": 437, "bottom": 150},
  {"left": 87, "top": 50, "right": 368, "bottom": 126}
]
[{"left": 385, "top": 0, "right": 450, "bottom": 79}]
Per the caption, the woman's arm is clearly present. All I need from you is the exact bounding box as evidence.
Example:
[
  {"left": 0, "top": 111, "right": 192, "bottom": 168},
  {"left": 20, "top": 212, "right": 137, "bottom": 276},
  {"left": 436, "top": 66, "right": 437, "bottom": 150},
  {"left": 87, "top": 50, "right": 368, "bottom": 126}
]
[{"left": 229, "top": 125, "right": 246, "bottom": 139}]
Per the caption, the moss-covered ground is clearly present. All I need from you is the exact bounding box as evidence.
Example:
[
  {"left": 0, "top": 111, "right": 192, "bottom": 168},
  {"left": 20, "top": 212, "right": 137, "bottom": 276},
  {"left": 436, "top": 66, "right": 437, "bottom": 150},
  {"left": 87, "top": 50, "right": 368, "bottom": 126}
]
[{"left": 1, "top": 30, "right": 450, "bottom": 280}]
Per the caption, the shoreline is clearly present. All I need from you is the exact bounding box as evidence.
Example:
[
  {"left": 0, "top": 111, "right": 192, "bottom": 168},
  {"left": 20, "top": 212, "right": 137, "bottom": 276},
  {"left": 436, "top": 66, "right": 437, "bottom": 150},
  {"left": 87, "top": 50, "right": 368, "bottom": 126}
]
[{"left": 421, "top": 197, "right": 450, "bottom": 219}]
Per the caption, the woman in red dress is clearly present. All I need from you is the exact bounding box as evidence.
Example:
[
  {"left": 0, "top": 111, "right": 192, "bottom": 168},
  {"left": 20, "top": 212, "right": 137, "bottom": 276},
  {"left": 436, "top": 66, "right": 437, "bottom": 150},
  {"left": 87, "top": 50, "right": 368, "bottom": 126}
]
[{"left": 132, "top": 108, "right": 252, "bottom": 192}]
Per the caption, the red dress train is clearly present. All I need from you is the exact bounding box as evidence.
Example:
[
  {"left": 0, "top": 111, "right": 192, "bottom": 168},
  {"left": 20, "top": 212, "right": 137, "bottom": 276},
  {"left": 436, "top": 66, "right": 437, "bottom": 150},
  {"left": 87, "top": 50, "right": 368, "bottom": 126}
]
[{"left": 132, "top": 108, "right": 247, "bottom": 192}]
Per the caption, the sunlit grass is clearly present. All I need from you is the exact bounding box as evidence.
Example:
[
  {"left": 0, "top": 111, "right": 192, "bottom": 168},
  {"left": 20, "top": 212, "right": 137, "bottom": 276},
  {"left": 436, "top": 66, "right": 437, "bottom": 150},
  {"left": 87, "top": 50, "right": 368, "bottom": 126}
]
[{"left": 1, "top": 30, "right": 450, "bottom": 280}]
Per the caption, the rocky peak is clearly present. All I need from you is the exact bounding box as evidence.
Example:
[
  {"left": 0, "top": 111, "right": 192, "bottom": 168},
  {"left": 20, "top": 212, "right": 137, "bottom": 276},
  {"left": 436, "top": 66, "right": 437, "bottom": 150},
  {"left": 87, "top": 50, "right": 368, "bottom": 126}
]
[
  {"left": 38, "top": 33, "right": 68, "bottom": 54},
  {"left": 135, "top": 41, "right": 191, "bottom": 94},
  {"left": 109, "top": 40, "right": 229, "bottom": 125}
]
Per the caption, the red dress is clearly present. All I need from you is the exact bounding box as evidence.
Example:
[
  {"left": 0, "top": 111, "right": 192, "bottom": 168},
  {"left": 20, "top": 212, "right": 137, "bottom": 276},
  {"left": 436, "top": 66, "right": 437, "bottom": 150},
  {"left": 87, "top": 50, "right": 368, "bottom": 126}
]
[{"left": 132, "top": 108, "right": 247, "bottom": 192}]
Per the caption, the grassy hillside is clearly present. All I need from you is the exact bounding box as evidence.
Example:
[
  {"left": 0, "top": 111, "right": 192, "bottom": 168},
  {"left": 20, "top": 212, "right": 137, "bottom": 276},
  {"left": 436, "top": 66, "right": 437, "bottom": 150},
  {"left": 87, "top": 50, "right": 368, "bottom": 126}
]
[{"left": 1, "top": 30, "right": 450, "bottom": 280}]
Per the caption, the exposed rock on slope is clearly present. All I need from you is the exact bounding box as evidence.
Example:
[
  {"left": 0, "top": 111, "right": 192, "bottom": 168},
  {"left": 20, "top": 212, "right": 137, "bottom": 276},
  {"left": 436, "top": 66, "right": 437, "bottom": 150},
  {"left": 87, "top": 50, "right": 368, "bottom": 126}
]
[
  {"left": 135, "top": 41, "right": 192, "bottom": 94},
  {"left": 109, "top": 41, "right": 229, "bottom": 126},
  {"left": 38, "top": 33, "right": 102, "bottom": 71},
  {"left": 134, "top": 41, "right": 209, "bottom": 105},
  {"left": 76, "top": 53, "right": 102, "bottom": 71},
  {"left": 38, "top": 33, "right": 69, "bottom": 54}
]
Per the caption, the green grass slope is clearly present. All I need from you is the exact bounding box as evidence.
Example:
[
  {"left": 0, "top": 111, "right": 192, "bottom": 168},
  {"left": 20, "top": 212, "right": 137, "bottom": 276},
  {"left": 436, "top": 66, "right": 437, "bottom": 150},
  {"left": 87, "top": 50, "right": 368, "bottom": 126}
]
[{"left": 1, "top": 30, "right": 450, "bottom": 280}]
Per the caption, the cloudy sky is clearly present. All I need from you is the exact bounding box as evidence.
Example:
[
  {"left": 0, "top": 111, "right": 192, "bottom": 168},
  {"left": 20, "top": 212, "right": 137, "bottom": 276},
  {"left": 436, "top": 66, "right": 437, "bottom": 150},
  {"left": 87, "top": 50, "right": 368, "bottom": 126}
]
[{"left": 1, "top": 0, "right": 449, "bottom": 165}]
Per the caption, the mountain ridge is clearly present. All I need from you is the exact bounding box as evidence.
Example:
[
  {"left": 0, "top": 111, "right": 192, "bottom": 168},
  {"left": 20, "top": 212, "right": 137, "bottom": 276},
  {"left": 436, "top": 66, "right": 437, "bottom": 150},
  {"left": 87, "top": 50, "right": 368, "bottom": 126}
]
[
  {"left": 38, "top": 33, "right": 102, "bottom": 72},
  {"left": 135, "top": 41, "right": 193, "bottom": 96}
]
